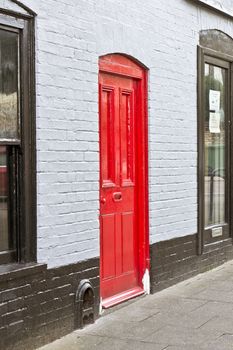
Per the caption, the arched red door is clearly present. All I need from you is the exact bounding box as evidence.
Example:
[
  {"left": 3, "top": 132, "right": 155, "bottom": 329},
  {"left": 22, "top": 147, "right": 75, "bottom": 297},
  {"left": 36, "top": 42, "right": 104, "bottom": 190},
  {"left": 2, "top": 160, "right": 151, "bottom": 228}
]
[{"left": 99, "top": 54, "right": 149, "bottom": 308}]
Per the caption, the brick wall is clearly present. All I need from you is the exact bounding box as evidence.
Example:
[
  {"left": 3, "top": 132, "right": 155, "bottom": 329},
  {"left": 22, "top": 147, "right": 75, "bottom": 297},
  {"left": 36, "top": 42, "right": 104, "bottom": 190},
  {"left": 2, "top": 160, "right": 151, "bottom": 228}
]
[
  {"left": 150, "top": 235, "right": 233, "bottom": 292},
  {"left": 1, "top": 1, "right": 233, "bottom": 348},
  {"left": 14, "top": 0, "right": 233, "bottom": 268},
  {"left": 0, "top": 259, "right": 99, "bottom": 350}
]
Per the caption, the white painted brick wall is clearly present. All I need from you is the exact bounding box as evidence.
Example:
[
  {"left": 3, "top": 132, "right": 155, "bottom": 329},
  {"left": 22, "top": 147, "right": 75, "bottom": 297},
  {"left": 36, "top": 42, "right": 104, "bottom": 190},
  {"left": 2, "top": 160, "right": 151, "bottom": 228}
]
[{"left": 15, "top": 0, "right": 233, "bottom": 267}]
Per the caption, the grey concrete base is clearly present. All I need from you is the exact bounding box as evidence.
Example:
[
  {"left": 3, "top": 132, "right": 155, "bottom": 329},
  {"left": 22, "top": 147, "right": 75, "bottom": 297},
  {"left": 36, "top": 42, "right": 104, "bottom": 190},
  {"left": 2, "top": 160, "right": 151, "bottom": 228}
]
[{"left": 37, "top": 260, "right": 233, "bottom": 350}]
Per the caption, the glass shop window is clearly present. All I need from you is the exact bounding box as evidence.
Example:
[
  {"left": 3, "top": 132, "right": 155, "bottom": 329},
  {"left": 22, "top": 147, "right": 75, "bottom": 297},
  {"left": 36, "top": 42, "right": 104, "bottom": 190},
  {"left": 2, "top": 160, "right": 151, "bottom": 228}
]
[
  {"left": 198, "top": 29, "right": 233, "bottom": 253},
  {"left": 204, "top": 63, "right": 226, "bottom": 227},
  {"left": 0, "top": 28, "right": 20, "bottom": 262}
]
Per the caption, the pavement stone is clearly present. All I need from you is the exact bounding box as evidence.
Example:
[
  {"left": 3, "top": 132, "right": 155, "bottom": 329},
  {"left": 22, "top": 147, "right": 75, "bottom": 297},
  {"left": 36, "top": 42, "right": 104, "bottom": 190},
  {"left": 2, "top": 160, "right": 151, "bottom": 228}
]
[
  {"left": 189, "top": 300, "right": 233, "bottom": 319},
  {"left": 144, "top": 324, "right": 222, "bottom": 345},
  {"left": 37, "top": 261, "right": 233, "bottom": 350},
  {"left": 106, "top": 303, "right": 160, "bottom": 322},
  {"left": 199, "top": 315, "right": 233, "bottom": 333},
  {"left": 83, "top": 316, "right": 164, "bottom": 341},
  {"left": 37, "top": 334, "right": 103, "bottom": 350},
  {"left": 165, "top": 346, "right": 203, "bottom": 350},
  {"left": 194, "top": 289, "right": 233, "bottom": 303},
  {"left": 202, "top": 334, "right": 233, "bottom": 350},
  {"left": 143, "top": 309, "right": 213, "bottom": 329},
  {"left": 89, "top": 338, "right": 168, "bottom": 350}
]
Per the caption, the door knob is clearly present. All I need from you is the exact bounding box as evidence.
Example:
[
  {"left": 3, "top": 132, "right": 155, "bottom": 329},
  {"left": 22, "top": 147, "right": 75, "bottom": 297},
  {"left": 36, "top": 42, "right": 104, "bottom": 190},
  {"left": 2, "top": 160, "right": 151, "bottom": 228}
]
[{"left": 101, "top": 197, "right": 106, "bottom": 204}]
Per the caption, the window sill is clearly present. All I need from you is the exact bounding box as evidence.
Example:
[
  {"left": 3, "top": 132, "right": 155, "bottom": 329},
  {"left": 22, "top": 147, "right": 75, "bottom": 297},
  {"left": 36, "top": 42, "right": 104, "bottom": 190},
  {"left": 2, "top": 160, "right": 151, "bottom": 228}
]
[{"left": 0, "top": 262, "right": 47, "bottom": 282}]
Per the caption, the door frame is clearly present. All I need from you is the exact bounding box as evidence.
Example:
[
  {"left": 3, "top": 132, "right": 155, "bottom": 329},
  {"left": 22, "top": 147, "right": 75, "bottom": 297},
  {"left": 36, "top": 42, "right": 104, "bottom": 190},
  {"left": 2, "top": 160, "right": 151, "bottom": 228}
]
[
  {"left": 197, "top": 43, "right": 233, "bottom": 254},
  {"left": 98, "top": 53, "right": 149, "bottom": 303}
]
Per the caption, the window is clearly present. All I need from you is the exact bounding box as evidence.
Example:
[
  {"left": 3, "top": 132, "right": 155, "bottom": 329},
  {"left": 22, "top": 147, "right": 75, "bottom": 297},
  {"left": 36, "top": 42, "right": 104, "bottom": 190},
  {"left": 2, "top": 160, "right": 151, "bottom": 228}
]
[
  {"left": 204, "top": 63, "right": 226, "bottom": 227},
  {"left": 0, "top": 5, "right": 36, "bottom": 264},
  {"left": 198, "top": 30, "right": 233, "bottom": 253}
]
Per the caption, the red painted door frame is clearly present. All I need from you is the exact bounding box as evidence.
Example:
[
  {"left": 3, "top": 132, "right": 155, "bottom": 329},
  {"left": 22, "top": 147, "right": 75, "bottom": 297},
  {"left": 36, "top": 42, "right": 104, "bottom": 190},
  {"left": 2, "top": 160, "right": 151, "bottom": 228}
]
[{"left": 99, "top": 54, "right": 149, "bottom": 307}]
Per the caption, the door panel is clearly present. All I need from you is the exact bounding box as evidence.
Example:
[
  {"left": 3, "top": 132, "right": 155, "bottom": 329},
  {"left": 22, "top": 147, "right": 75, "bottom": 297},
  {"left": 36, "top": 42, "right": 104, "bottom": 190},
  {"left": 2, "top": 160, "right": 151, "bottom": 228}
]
[
  {"left": 122, "top": 212, "right": 134, "bottom": 273},
  {"left": 120, "top": 88, "right": 135, "bottom": 185},
  {"left": 100, "top": 72, "right": 138, "bottom": 300},
  {"left": 100, "top": 87, "right": 116, "bottom": 187},
  {"left": 101, "top": 214, "right": 116, "bottom": 279}
]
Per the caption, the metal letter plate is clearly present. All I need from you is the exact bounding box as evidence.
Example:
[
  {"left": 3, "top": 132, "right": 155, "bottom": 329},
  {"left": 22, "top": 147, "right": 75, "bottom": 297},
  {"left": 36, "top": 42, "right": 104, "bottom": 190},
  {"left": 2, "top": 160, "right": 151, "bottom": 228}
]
[{"left": 211, "top": 227, "right": 223, "bottom": 238}]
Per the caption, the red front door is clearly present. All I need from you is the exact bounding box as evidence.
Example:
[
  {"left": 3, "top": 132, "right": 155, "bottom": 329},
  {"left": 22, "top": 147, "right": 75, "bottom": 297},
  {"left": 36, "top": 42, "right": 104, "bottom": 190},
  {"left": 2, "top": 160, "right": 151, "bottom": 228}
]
[{"left": 99, "top": 54, "right": 149, "bottom": 307}]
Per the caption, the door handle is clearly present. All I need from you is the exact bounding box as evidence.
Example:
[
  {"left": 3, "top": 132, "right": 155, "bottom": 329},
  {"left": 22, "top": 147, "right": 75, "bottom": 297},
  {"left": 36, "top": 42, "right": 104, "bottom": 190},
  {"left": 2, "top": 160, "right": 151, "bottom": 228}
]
[
  {"left": 101, "top": 197, "right": 106, "bottom": 204},
  {"left": 113, "top": 192, "right": 122, "bottom": 201}
]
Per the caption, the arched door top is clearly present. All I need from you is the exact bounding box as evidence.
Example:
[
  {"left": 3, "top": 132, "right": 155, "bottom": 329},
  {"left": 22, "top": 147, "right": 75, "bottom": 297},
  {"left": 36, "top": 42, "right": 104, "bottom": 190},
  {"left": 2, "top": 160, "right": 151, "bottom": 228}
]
[{"left": 99, "top": 53, "right": 147, "bottom": 79}]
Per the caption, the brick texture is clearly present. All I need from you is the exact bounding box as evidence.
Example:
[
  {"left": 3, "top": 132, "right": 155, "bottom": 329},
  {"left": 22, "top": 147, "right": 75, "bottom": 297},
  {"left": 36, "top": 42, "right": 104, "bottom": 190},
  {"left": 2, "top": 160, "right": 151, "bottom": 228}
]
[
  {"left": 0, "top": 259, "right": 99, "bottom": 350},
  {"left": 11, "top": 0, "right": 233, "bottom": 267},
  {"left": 1, "top": 1, "right": 233, "bottom": 348},
  {"left": 150, "top": 235, "right": 233, "bottom": 292}
]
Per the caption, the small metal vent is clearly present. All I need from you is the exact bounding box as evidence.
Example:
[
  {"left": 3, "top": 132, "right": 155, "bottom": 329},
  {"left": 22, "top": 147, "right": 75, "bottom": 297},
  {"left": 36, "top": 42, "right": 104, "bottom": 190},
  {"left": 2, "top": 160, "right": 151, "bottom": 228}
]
[{"left": 75, "top": 279, "right": 95, "bottom": 329}]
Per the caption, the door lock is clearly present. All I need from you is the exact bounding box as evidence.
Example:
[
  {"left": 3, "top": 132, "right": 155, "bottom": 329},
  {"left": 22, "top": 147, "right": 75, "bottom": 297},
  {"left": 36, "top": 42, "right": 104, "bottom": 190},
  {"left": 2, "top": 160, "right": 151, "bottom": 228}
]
[{"left": 113, "top": 192, "right": 122, "bottom": 201}]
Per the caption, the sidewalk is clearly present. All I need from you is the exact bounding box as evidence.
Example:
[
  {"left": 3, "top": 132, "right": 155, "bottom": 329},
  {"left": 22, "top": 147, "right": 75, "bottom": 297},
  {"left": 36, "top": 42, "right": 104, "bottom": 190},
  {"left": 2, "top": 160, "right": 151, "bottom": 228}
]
[{"left": 38, "top": 260, "right": 233, "bottom": 350}]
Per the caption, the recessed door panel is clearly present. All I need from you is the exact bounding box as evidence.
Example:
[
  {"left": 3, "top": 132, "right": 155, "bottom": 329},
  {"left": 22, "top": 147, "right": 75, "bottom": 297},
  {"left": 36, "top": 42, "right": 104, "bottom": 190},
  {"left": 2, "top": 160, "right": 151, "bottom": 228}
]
[
  {"left": 100, "top": 87, "right": 116, "bottom": 186},
  {"left": 122, "top": 212, "right": 134, "bottom": 273},
  {"left": 120, "top": 89, "right": 135, "bottom": 185},
  {"left": 101, "top": 214, "right": 116, "bottom": 279}
]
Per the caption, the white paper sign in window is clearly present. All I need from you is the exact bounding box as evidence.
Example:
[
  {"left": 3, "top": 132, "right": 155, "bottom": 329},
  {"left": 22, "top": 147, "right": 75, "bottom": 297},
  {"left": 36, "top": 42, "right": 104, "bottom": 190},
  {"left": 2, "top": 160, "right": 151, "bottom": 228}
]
[
  {"left": 209, "top": 89, "right": 220, "bottom": 111},
  {"left": 209, "top": 112, "right": 221, "bottom": 133}
]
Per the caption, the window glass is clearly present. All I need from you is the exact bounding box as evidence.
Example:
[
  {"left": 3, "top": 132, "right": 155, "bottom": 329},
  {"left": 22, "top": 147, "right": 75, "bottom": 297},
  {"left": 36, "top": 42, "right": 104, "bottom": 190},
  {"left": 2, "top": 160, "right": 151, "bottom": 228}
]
[
  {"left": 204, "top": 63, "right": 226, "bottom": 227},
  {"left": 0, "top": 146, "right": 10, "bottom": 251},
  {"left": 0, "top": 14, "right": 35, "bottom": 264},
  {"left": 0, "top": 29, "right": 19, "bottom": 140}
]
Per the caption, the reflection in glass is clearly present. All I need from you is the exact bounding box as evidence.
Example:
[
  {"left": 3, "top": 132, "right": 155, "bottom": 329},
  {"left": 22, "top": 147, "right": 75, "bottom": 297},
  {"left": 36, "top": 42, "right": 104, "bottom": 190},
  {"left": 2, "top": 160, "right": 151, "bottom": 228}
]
[
  {"left": 0, "top": 146, "right": 9, "bottom": 251},
  {"left": 0, "top": 29, "right": 19, "bottom": 140},
  {"left": 204, "top": 63, "right": 225, "bottom": 227}
]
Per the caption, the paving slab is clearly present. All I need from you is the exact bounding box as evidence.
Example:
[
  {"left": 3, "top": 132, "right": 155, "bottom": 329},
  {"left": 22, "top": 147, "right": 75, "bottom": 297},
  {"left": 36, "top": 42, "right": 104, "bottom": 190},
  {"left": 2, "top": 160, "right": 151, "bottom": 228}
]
[
  {"left": 37, "top": 333, "right": 103, "bottom": 350},
  {"left": 89, "top": 338, "right": 168, "bottom": 350},
  {"left": 144, "top": 324, "right": 221, "bottom": 345},
  {"left": 203, "top": 334, "right": 233, "bottom": 350},
  {"left": 84, "top": 316, "right": 164, "bottom": 341},
  {"left": 194, "top": 288, "right": 233, "bottom": 303},
  {"left": 144, "top": 308, "right": 213, "bottom": 329},
  {"left": 37, "top": 261, "right": 233, "bottom": 350},
  {"left": 199, "top": 315, "right": 233, "bottom": 333},
  {"left": 166, "top": 346, "right": 204, "bottom": 350}
]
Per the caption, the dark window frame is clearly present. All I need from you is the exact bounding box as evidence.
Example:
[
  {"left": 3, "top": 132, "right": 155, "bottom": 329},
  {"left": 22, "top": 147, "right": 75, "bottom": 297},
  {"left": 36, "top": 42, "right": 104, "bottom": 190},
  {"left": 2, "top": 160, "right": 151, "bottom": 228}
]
[
  {"left": 197, "top": 30, "right": 233, "bottom": 255},
  {"left": 0, "top": 6, "right": 36, "bottom": 264}
]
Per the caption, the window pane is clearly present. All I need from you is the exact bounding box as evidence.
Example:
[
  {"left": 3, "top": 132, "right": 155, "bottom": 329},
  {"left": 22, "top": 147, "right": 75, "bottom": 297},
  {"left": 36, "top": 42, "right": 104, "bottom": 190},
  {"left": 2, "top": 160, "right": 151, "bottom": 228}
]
[
  {"left": 204, "top": 63, "right": 226, "bottom": 227},
  {"left": 0, "top": 29, "right": 19, "bottom": 140},
  {"left": 0, "top": 146, "right": 10, "bottom": 251}
]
